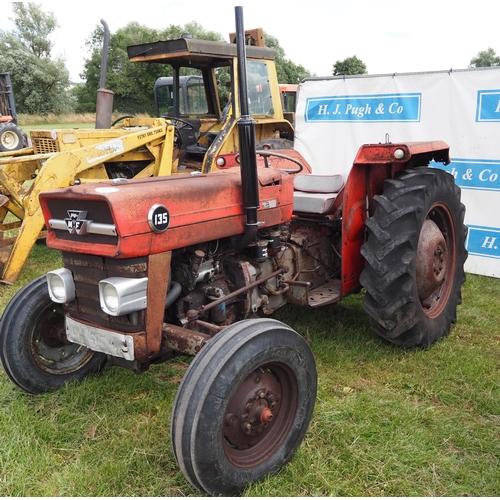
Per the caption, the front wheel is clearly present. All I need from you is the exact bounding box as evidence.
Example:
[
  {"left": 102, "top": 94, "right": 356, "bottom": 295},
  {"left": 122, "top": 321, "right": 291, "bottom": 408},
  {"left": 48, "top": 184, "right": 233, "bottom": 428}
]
[
  {"left": 360, "top": 167, "right": 467, "bottom": 348},
  {"left": 0, "top": 122, "right": 26, "bottom": 152},
  {"left": 0, "top": 276, "right": 106, "bottom": 393},
  {"left": 171, "top": 318, "right": 317, "bottom": 496}
]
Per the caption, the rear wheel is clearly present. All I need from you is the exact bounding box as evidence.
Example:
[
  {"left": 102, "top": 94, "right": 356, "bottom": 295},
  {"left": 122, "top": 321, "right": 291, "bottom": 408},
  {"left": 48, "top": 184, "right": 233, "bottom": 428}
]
[
  {"left": 360, "top": 167, "right": 467, "bottom": 348},
  {"left": 0, "top": 276, "right": 106, "bottom": 393},
  {"left": 171, "top": 318, "right": 317, "bottom": 496}
]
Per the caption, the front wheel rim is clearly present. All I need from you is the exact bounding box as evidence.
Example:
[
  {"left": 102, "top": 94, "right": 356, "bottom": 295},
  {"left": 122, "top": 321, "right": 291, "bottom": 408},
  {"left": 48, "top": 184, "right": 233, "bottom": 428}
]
[
  {"left": 30, "top": 304, "right": 96, "bottom": 375},
  {"left": 222, "top": 362, "right": 299, "bottom": 468},
  {"left": 1, "top": 130, "right": 20, "bottom": 149}
]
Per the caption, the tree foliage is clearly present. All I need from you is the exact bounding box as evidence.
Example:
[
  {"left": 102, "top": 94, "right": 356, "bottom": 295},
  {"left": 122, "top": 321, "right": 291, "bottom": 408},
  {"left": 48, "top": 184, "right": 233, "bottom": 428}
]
[
  {"left": 469, "top": 47, "right": 500, "bottom": 68},
  {"left": 264, "top": 33, "right": 311, "bottom": 84},
  {"left": 75, "top": 24, "right": 312, "bottom": 115},
  {"left": 75, "top": 21, "right": 226, "bottom": 114},
  {"left": 2, "top": 3, "right": 312, "bottom": 116},
  {"left": 332, "top": 55, "right": 367, "bottom": 76},
  {"left": 0, "top": 2, "right": 74, "bottom": 114},
  {"left": 11, "top": 2, "right": 58, "bottom": 57}
]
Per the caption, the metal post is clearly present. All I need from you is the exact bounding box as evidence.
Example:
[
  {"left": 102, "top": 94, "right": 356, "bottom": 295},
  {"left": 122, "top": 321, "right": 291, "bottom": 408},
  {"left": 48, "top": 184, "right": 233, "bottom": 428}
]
[
  {"left": 95, "top": 19, "right": 114, "bottom": 129},
  {"left": 235, "top": 6, "right": 260, "bottom": 232}
]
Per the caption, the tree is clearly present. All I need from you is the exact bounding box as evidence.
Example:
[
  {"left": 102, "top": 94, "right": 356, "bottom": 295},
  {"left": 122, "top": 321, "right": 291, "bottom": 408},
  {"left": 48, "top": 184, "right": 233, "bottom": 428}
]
[
  {"left": 264, "top": 33, "right": 311, "bottom": 84},
  {"left": 333, "top": 56, "right": 367, "bottom": 76},
  {"left": 76, "top": 23, "right": 312, "bottom": 115},
  {"left": 75, "top": 21, "right": 227, "bottom": 114},
  {"left": 11, "top": 2, "right": 58, "bottom": 57},
  {"left": 0, "top": 2, "right": 74, "bottom": 114},
  {"left": 469, "top": 47, "right": 500, "bottom": 68}
]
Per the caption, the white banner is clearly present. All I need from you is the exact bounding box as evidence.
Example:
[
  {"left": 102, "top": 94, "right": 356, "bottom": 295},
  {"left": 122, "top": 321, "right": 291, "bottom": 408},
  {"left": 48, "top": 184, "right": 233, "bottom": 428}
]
[{"left": 294, "top": 67, "right": 500, "bottom": 278}]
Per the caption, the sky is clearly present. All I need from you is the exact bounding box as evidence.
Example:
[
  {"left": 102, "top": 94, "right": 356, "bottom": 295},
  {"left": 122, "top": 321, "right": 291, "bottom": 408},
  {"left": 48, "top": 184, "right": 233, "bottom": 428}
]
[{"left": 1, "top": 0, "right": 499, "bottom": 82}]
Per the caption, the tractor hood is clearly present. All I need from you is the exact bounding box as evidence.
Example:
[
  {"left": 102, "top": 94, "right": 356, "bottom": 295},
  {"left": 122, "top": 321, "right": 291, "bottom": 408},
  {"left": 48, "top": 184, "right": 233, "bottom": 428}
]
[{"left": 40, "top": 167, "right": 293, "bottom": 258}]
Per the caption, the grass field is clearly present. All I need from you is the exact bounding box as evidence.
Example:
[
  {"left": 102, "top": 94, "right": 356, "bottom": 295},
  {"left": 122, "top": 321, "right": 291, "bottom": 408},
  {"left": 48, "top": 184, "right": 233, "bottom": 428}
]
[
  {"left": 16, "top": 112, "right": 148, "bottom": 134},
  {"left": 0, "top": 242, "right": 499, "bottom": 496},
  {"left": 16, "top": 113, "right": 96, "bottom": 134}
]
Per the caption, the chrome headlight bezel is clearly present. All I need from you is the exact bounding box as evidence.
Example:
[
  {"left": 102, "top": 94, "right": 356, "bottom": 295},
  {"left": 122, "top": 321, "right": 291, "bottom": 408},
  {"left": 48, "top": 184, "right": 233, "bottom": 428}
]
[
  {"left": 46, "top": 268, "right": 75, "bottom": 303},
  {"left": 98, "top": 277, "right": 148, "bottom": 316}
]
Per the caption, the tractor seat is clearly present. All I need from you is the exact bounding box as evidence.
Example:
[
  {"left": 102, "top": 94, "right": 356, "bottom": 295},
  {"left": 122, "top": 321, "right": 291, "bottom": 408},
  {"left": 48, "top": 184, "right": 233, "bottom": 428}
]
[
  {"left": 184, "top": 132, "right": 218, "bottom": 155},
  {"left": 293, "top": 174, "right": 344, "bottom": 214}
]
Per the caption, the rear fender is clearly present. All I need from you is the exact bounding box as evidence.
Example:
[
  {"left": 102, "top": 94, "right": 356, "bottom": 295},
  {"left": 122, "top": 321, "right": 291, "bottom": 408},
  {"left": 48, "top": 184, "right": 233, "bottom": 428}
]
[{"left": 341, "top": 141, "right": 450, "bottom": 296}]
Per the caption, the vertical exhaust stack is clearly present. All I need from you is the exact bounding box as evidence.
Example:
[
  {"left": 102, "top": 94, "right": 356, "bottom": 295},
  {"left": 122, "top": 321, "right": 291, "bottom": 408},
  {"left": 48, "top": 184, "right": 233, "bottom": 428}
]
[
  {"left": 235, "top": 6, "right": 261, "bottom": 249},
  {"left": 95, "top": 19, "right": 114, "bottom": 129}
]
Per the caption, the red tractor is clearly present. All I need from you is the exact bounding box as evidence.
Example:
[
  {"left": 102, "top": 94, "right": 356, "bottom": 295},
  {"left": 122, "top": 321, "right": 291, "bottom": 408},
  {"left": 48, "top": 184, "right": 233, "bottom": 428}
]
[{"left": 0, "top": 8, "right": 467, "bottom": 496}]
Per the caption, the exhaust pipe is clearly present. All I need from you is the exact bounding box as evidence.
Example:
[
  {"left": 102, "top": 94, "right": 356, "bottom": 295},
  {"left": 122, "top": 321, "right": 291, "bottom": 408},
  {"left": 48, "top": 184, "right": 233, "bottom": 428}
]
[
  {"left": 95, "top": 19, "right": 114, "bottom": 129},
  {"left": 234, "top": 6, "right": 261, "bottom": 250}
]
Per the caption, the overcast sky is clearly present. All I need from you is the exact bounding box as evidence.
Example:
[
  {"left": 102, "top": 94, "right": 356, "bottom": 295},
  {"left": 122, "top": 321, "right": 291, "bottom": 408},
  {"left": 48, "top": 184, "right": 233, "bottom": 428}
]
[{"left": 1, "top": 1, "right": 499, "bottom": 82}]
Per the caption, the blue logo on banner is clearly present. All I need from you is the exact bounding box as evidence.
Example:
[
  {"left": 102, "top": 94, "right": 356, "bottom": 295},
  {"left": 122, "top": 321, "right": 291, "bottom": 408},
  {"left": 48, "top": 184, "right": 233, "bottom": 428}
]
[
  {"left": 432, "top": 158, "right": 500, "bottom": 191},
  {"left": 476, "top": 90, "right": 500, "bottom": 122},
  {"left": 304, "top": 93, "right": 421, "bottom": 122},
  {"left": 466, "top": 226, "right": 500, "bottom": 260}
]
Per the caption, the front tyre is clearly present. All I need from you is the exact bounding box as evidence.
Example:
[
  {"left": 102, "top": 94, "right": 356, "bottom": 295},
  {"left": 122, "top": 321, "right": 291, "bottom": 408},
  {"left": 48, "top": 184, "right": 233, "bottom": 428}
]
[
  {"left": 0, "top": 276, "right": 106, "bottom": 394},
  {"left": 360, "top": 167, "right": 467, "bottom": 348},
  {"left": 0, "top": 122, "right": 26, "bottom": 152},
  {"left": 171, "top": 318, "right": 317, "bottom": 496}
]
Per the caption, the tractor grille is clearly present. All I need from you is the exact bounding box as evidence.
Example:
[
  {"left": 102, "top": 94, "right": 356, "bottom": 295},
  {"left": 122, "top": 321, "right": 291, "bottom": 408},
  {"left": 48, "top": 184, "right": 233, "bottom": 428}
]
[
  {"left": 63, "top": 252, "right": 148, "bottom": 333},
  {"left": 33, "top": 137, "right": 59, "bottom": 154},
  {"left": 44, "top": 198, "right": 118, "bottom": 246}
]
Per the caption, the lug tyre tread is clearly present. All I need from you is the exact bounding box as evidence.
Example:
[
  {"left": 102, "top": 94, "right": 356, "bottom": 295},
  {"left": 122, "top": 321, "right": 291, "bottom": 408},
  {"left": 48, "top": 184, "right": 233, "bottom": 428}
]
[{"left": 360, "top": 167, "right": 467, "bottom": 348}]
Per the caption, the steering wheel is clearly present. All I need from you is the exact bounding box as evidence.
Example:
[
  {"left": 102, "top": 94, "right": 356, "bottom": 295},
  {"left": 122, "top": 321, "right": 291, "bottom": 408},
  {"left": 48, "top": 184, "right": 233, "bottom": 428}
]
[
  {"left": 110, "top": 115, "right": 134, "bottom": 127},
  {"left": 234, "top": 150, "right": 304, "bottom": 174},
  {"left": 162, "top": 116, "right": 194, "bottom": 130}
]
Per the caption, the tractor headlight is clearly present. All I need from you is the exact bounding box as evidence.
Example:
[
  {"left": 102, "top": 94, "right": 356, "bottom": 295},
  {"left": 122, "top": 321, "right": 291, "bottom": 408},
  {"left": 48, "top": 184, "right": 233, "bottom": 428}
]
[
  {"left": 101, "top": 283, "right": 119, "bottom": 313},
  {"left": 47, "top": 268, "right": 75, "bottom": 303},
  {"left": 394, "top": 148, "right": 405, "bottom": 160},
  {"left": 98, "top": 277, "right": 148, "bottom": 316}
]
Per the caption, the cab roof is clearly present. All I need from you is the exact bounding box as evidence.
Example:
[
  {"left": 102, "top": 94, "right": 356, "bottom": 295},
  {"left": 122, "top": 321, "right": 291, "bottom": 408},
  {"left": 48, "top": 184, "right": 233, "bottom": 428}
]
[{"left": 127, "top": 37, "right": 275, "bottom": 68}]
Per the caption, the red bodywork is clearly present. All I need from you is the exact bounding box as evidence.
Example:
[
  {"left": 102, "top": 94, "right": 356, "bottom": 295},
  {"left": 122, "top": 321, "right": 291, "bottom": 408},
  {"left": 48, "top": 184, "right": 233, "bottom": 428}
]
[
  {"left": 40, "top": 167, "right": 295, "bottom": 258},
  {"left": 40, "top": 141, "right": 450, "bottom": 302},
  {"left": 340, "top": 141, "right": 450, "bottom": 295}
]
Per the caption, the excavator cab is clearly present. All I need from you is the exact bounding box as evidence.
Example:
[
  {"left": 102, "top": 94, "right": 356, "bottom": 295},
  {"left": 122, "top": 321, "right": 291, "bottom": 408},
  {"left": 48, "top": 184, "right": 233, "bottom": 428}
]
[{"left": 128, "top": 31, "right": 294, "bottom": 173}]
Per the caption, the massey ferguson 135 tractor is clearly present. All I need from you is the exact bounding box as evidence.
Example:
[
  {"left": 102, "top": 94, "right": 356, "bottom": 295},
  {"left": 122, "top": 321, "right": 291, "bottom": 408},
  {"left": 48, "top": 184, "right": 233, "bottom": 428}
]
[{"left": 0, "top": 8, "right": 467, "bottom": 496}]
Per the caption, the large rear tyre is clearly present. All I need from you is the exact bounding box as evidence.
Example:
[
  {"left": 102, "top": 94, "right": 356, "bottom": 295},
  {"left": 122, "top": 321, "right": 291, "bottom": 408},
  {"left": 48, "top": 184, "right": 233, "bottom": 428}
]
[
  {"left": 360, "top": 167, "right": 467, "bottom": 348},
  {"left": 0, "top": 276, "right": 106, "bottom": 394},
  {"left": 171, "top": 318, "right": 317, "bottom": 496}
]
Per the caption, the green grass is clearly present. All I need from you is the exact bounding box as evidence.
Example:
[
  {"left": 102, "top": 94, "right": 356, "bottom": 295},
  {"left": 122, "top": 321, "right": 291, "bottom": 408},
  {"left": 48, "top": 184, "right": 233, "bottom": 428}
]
[
  {"left": 0, "top": 245, "right": 499, "bottom": 495},
  {"left": 20, "top": 123, "right": 95, "bottom": 134},
  {"left": 16, "top": 112, "right": 150, "bottom": 134}
]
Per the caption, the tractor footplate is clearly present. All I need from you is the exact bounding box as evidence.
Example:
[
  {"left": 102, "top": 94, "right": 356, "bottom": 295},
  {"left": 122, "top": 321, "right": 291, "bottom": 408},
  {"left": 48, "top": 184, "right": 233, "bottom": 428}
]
[{"left": 307, "top": 280, "right": 341, "bottom": 307}]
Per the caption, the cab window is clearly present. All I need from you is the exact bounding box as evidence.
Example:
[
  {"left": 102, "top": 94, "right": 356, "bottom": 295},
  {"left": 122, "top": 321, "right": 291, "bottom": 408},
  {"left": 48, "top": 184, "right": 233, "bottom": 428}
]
[
  {"left": 247, "top": 61, "right": 273, "bottom": 116},
  {"left": 179, "top": 70, "right": 208, "bottom": 114}
]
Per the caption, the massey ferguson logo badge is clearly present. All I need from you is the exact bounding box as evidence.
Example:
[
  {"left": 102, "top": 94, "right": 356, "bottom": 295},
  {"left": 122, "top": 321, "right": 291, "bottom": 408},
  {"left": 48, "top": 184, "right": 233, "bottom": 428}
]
[{"left": 65, "top": 210, "right": 92, "bottom": 235}]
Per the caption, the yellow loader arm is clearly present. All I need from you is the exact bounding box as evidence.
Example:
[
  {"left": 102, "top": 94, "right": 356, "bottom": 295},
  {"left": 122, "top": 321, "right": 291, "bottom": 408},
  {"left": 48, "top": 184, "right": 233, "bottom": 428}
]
[{"left": 0, "top": 118, "right": 176, "bottom": 284}]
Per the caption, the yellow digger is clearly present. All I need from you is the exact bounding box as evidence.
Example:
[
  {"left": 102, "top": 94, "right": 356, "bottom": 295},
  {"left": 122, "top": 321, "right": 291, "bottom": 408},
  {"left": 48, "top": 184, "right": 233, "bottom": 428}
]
[{"left": 0, "top": 28, "right": 294, "bottom": 284}]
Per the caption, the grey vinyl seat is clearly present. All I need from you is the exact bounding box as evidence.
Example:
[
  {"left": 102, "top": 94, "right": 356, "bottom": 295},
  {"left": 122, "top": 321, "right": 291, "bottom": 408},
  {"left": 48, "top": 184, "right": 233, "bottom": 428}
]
[{"left": 293, "top": 174, "right": 344, "bottom": 214}]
